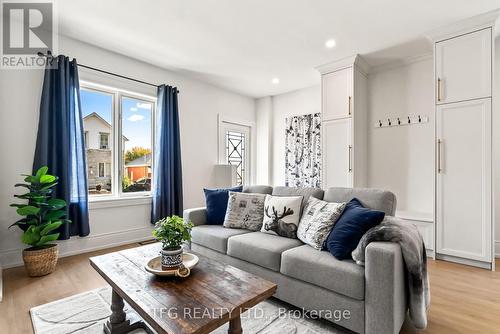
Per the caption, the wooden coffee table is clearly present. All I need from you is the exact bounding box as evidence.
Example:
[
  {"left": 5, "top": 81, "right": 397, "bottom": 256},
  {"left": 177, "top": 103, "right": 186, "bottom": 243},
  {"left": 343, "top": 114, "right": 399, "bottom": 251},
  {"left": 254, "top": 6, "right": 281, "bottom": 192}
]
[{"left": 90, "top": 243, "right": 277, "bottom": 334}]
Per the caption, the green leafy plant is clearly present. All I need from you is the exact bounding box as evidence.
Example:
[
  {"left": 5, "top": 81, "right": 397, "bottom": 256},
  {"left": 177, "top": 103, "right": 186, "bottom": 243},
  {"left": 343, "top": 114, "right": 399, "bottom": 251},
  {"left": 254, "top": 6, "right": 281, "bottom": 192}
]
[
  {"left": 152, "top": 215, "right": 193, "bottom": 250},
  {"left": 9, "top": 166, "right": 71, "bottom": 249}
]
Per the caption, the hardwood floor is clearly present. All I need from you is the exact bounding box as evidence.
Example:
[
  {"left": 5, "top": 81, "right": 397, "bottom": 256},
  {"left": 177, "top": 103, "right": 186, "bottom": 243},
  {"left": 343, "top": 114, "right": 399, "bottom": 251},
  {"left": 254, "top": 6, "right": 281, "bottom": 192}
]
[{"left": 0, "top": 244, "right": 499, "bottom": 334}]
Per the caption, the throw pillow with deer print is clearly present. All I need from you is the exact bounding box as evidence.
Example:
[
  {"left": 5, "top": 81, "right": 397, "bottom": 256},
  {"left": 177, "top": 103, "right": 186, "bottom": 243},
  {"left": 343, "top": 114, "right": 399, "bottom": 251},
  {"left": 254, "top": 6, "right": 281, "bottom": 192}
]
[{"left": 261, "top": 195, "right": 303, "bottom": 239}]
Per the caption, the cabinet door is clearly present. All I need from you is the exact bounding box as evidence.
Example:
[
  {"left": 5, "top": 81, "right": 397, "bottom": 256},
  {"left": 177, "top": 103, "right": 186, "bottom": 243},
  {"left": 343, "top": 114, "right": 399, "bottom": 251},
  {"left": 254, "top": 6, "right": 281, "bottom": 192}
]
[
  {"left": 436, "top": 98, "right": 492, "bottom": 262},
  {"left": 435, "top": 28, "right": 491, "bottom": 104},
  {"left": 322, "top": 67, "right": 352, "bottom": 120},
  {"left": 322, "top": 118, "right": 352, "bottom": 188}
]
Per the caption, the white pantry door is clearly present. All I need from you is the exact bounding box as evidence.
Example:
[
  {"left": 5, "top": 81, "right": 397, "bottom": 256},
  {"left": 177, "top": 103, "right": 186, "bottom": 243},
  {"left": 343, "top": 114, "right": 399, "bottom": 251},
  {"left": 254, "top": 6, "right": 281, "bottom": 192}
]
[
  {"left": 322, "top": 67, "right": 353, "bottom": 120},
  {"left": 435, "top": 28, "right": 492, "bottom": 104},
  {"left": 436, "top": 98, "right": 492, "bottom": 262},
  {"left": 322, "top": 118, "right": 352, "bottom": 188}
]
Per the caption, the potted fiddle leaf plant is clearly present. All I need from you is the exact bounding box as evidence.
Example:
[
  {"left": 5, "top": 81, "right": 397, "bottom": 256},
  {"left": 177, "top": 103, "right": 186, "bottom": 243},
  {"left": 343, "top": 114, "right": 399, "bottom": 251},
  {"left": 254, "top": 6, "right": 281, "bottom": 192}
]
[
  {"left": 152, "top": 215, "right": 193, "bottom": 269},
  {"left": 9, "top": 166, "right": 71, "bottom": 277}
]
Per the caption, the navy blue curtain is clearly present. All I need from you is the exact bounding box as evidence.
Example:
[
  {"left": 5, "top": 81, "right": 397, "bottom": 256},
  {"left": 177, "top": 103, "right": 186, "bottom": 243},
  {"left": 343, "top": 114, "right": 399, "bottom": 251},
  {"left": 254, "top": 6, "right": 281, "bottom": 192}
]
[
  {"left": 151, "top": 85, "right": 183, "bottom": 222},
  {"left": 33, "top": 55, "right": 90, "bottom": 238}
]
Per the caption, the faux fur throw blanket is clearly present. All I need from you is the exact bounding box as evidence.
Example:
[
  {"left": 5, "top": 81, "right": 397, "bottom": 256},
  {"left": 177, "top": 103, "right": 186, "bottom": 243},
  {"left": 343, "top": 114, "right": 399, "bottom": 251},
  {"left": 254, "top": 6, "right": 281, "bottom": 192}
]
[{"left": 352, "top": 216, "right": 430, "bottom": 329}]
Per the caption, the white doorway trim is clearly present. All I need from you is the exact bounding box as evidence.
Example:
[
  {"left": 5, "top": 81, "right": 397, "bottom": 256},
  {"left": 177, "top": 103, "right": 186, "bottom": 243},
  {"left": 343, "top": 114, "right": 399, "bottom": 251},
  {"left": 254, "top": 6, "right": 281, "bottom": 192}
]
[{"left": 217, "top": 114, "right": 256, "bottom": 185}]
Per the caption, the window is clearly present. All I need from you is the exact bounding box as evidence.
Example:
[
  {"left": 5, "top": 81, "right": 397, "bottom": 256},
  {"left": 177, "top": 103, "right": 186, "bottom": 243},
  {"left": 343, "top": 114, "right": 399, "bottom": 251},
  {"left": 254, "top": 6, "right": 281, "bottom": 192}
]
[
  {"left": 98, "top": 163, "right": 105, "bottom": 177},
  {"left": 122, "top": 96, "right": 153, "bottom": 193},
  {"left": 218, "top": 121, "right": 251, "bottom": 186},
  {"left": 80, "top": 84, "right": 155, "bottom": 198},
  {"left": 99, "top": 133, "right": 109, "bottom": 149}
]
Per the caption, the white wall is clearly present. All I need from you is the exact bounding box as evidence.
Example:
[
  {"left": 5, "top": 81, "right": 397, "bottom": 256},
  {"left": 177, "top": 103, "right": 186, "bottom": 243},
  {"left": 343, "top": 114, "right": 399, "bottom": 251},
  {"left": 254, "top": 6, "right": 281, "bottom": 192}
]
[
  {"left": 494, "top": 35, "right": 500, "bottom": 257},
  {"left": 255, "top": 97, "right": 273, "bottom": 184},
  {"left": 0, "top": 35, "right": 255, "bottom": 268},
  {"left": 367, "top": 57, "right": 434, "bottom": 215},
  {"left": 269, "top": 86, "right": 321, "bottom": 186}
]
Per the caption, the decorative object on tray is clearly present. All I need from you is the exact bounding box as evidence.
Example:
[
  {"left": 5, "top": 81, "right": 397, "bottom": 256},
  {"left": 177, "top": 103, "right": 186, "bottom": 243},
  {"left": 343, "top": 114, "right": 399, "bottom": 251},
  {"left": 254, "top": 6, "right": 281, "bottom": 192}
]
[
  {"left": 145, "top": 253, "right": 199, "bottom": 278},
  {"left": 285, "top": 113, "right": 321, "bottom": 188},
  {"left": 223, "top": 191, "right": 267, "bottom": 231},
  {"left": 297, "top": 197, "right": 346, "bottom": 250},
  {"left": 152, "top": 215, "right": 193, "bottom": 270},
  {"left": 9, "top": 166, "right": 71, "bottom": 277},
  {"left": 261, "top": 195, "right": 302, "bottom": 238}
]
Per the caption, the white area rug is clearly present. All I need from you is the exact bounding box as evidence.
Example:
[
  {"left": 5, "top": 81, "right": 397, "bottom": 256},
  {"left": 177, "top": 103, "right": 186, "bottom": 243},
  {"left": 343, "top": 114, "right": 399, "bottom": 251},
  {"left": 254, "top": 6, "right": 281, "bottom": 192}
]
[{"left": 31, "top": 287, "right": 347, "bottom": 334}]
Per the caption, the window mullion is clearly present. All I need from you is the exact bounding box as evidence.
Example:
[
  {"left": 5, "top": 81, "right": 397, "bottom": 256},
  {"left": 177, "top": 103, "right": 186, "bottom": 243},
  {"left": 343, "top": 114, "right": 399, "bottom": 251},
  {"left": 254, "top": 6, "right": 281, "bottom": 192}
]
[{"left": 114, "top": 91, "right": 121, "bottom": 198}]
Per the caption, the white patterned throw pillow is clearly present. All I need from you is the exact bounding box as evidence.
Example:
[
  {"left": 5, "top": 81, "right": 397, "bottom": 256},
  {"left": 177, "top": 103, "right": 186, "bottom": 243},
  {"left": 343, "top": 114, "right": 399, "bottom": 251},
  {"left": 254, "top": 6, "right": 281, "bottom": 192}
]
[
  {"left": 261, "top": 195, "right": 303, "bottom": 239},
  {"left": 223, "top": 192, "right": 267, "bottom": 231},
  {"left": 297, "top": 197, "right": 346, "bottom": 250}
]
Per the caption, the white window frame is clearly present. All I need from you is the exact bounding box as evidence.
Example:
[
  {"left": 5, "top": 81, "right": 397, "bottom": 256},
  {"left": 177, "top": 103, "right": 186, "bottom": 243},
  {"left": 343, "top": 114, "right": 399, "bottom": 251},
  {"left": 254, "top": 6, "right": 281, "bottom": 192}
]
[{"left": 80, "top": 82, "right": 156, "bottom": 202}]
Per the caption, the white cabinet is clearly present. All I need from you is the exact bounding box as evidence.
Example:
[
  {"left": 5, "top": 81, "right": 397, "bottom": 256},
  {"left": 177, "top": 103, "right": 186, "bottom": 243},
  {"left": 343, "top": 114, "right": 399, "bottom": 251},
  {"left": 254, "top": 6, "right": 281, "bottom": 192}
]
[
  {"left": 322, "top": 67, "right": 352, "bottom": 120},
  {"left": 317, "top": 55, "right": 368, "bottom": 188},
  {"left": 435, "top": 28, "right": 492, "bottom": 104},
  {"left": 430, "top": 16, "right": 496, "bottom": 269},
  {"left": 436, "top": 99, "right": 492, "bottom": 262},
  {"left": 322, "top": 118, "right": 352, "bottom": 188}
]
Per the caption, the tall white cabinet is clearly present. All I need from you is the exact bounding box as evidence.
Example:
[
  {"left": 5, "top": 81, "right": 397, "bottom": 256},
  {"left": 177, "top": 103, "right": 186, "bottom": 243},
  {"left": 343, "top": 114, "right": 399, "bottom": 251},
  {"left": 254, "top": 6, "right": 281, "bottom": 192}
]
[
  {"left": 317, "top": 55, "right": 369, "bottom": 188},
  {"left": 430, "top": 20, "right": 496, "bottom": 269}
]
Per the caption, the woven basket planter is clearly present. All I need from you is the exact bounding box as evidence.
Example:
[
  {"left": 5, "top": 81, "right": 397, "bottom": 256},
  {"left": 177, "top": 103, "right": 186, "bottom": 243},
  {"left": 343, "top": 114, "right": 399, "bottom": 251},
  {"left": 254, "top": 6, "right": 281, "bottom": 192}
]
[{"left": 22, "top": 244, "right": 59, "bottom": 277}]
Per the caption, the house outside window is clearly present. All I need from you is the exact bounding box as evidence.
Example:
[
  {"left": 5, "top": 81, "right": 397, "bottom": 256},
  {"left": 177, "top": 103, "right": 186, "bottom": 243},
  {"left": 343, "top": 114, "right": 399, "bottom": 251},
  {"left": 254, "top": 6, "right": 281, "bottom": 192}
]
[{"left": 80, "top": 84, "right": 155, "bottom": 198}]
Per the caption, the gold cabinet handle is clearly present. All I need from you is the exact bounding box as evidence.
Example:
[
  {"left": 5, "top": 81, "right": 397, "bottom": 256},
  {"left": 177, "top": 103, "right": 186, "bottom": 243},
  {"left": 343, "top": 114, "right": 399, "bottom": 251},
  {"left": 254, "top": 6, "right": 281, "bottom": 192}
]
[
  {"left": 348, "top": 96, "right": 352, "bottom": 115},
  {"left": 437, "top": 139, "right": 442, "bottom": 173},
  {"left": 348, "top": 145, "right": 352, "bottom": 172},
  {"left": 437, "top": 78, "right": 441, "bottom": 102}
]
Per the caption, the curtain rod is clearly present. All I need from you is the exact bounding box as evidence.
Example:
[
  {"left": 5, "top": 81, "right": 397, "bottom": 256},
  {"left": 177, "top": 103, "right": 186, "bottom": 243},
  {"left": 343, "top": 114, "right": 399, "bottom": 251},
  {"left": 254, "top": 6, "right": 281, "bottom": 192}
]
[{"left": 37, "top": 51, "right": 180, "bottom": 93}]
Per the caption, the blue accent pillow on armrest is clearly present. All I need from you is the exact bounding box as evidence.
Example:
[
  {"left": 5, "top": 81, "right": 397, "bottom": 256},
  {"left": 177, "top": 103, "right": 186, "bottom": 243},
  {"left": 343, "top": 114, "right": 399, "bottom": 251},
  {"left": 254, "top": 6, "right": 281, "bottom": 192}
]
[
  {"left": 325, "top": 198, "right": 385, "bottom": 260},
  {"left": 203, "top": 186, "right": 243, "bottom": 225}
]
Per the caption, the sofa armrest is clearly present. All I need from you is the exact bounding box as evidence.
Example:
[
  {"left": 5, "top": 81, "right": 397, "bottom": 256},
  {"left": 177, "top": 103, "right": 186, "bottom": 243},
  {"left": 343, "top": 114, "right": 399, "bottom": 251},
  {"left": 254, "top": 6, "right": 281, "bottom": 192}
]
[
  {"left": 365, "top": 242, "right": 407, "bottom": 334},
  {"left": 183, "top": 207, "right": 208, "bottom": 226}
]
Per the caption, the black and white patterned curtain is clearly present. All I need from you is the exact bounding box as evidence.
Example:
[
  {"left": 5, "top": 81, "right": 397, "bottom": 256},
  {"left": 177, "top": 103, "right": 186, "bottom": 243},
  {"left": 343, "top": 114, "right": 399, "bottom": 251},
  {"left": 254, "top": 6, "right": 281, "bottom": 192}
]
[{"left": 285, "top": 113, "right": 321, "bottom": 188}]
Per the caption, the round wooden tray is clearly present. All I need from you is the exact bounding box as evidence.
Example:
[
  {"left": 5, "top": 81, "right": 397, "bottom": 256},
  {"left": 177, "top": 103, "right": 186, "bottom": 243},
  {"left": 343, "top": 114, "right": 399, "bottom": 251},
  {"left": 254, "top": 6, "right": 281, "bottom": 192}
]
[{"left": 145, "top": 253, "right": 199, "bottom": 278}]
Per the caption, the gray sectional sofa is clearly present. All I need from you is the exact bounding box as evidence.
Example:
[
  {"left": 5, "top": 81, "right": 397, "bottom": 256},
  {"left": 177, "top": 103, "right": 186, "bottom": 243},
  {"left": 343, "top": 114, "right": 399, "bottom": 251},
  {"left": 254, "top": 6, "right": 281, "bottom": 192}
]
[{"left": 183, "top": 186, "right": 407, "bottom": 334}]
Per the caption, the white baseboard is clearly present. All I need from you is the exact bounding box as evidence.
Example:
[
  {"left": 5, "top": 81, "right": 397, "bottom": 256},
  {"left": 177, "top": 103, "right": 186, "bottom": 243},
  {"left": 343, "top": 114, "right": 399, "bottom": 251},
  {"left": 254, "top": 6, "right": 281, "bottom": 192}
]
[{"left": 0, "top": 226, "right": 153, "bottom": 269}]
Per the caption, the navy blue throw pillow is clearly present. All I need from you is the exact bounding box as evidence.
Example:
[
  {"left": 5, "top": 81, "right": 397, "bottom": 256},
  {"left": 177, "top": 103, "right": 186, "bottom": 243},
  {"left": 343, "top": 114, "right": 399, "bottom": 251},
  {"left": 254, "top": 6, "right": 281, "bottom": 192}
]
[
  {"left": 203, "top": 186, "right": 243, "bottom": 225},
  {"left": 325, "top": 198, "right": 385, "bottom": 260}
]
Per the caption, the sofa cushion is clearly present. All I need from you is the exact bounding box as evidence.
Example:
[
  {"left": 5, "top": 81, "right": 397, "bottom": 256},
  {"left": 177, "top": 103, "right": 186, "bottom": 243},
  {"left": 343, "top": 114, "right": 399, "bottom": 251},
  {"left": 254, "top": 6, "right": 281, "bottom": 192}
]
[
  {"left": 191, "top": 225, "right": 251, "bottom": 254},
  {"left": 297, "top": 197, "right": 346, "bottom": 250},
  {"left": 204, "top": 186, "right": 243, "bottom": 225},
  {"left": 281, "top": 245, "right": 365, "bottom": 300},
  {"left": 227, "top": 232, "right": 303, "bottom": 271},
  {"left": 223, "top": 192, "right": 267, "bottom": 231},
  {"left": 243, "top": 185, "right": 273, "bottom": 194},
  {"left": 323, "top": 187, "right": 397, "bottom": 216},
  {"left": 261, "top": 195, "right": 303, "bottom": 239},
  {"left": 272, "top": 186, "right": 324, "bottom": 213},
  {"left": 325, "top": 198, "right": 385, "bottom": 260}
]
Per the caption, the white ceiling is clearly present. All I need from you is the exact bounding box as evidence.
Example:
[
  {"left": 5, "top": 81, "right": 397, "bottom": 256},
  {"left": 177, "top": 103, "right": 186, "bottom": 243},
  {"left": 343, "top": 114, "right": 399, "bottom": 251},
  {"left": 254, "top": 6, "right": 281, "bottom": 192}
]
[{"left": 58, "top": 0, "right": 500, "bottom": 98}]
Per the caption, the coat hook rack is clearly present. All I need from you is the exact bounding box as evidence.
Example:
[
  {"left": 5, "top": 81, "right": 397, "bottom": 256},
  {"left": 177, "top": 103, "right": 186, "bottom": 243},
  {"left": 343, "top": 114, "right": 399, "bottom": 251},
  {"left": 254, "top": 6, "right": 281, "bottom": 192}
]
[{"left": 374, "top": 115, "right": 429, "bottom": 128}]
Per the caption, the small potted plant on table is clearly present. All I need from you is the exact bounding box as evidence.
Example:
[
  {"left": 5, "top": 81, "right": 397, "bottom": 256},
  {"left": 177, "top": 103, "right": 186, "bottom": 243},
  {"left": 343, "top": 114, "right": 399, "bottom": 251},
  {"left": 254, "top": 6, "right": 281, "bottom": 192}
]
[
  {"left": 9, "top": 166, "right": 71, "bottom": 277},
  {"left": 152, "top": 215, "right": 193, "bottom": 270}
]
